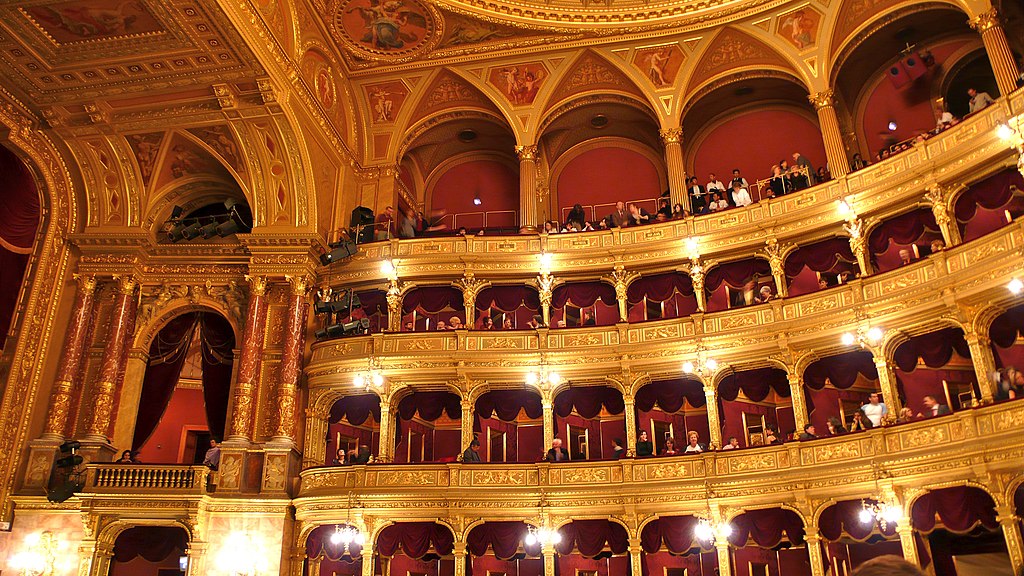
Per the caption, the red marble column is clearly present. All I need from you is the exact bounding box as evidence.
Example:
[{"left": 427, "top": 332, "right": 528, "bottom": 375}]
[
  {"left": 273, "top": 276, "right": 310, "bottom": 442},
  {"left": 227, "top": 275, "right": 268, "bottom": 441},
  {"left": 85, "top": 275, "right": 139, "bottom": 442},
  {"left": 42, "top": 274, "right": 98, "bottom": 439}
]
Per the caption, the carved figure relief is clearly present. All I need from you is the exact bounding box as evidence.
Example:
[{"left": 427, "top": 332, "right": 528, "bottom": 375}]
[
  {"left": 777, "top": 6, "right": 822, "bottom": 50},
  {"left": 188, "top": 126, "right": 245, "bottom": 174},
  {"left": 315, "top": 64, "right": 337, "bottom": 110},
  {"left": 633, "top": 45, "right": 684, "bottom": 87},
  {"left": 332, "top": 0, "right": 437, "bottom": 59},
  {"left": 364, "top": 80, "right": 408, "bottom": 123},
  {"left": 488, "top": 62, "right": 547, "bottom": 106},
  {"left": 125, "top": 132, "right": 164, "bottom": 187},
  {"left": 439, "top": 13, "right": 516, "bottom": 47}
]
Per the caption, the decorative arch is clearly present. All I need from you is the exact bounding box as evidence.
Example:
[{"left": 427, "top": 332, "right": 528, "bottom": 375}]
[
  {"left": 404, "top": 68, "right": 510, "bottom": 131},
  {"left": 684, "top": 27, "right": 808, "bottom": 96},
  {"left": 132, "top": 300, "right": 242, "bottom": 352},
  {"left": 710, "top": 358, "right": 791, "bottom": 389},
  {"left": 96, "top": 519, "right": 194, "bottom": 551},
  {"left": 539, "top": 50, "right": 656, "bottom": 119},
  {"left": 549, "top": 136, "right": 668, "bottom": 217},
  {"left": 680, "top": 68, "right": 811, "bottom": 119},
  {"left": 536, "top": 92, "right": 659, "bottom": 140}
]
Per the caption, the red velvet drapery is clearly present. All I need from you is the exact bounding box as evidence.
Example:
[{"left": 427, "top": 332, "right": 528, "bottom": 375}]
[
  {"left": 818, "top": 500, "right": 898, "bottom": 541},
  {"left": 803, "top": 351, "right": 878, "bottom": 390},
  {"left": 554, "top": 386, "right": 624, "bottom": 418},
  {"left": 476, "top": 389, "right": 543, "bottom": 422},
  {"left": 554, "top": 520, "right": 629, "bottom": 558},
  {"left": 466, "top": 521, "right": 541, "bottom": 559},
  {"left": 639, "top": 516, "right": 701, "bottom": 554},
  {"left": 376, "top": 522, "right": 455, "bottom": 558},
  {"left": 112, "top": 526, "right": 188, "bottom": 563},
  {"left": 330, "top": 394, "right": 382, "bottom": 425},
  {"left": 911, "top": 486, "right": 999, "bottom": 534},
  {"left": 634, "top": 379, "right": 706, "bottom": 412},
  {"left": 718, "top": 368, "right": 790, "bottom": 402},
  {"left": 892, "top": 327, "right": 971, "bottom": 373},
  {"left": 728, "top": 508, "right": 806, "bottom": 548},
  {"left": 0, "top": 145, "right": 39, "bottom": 346}
]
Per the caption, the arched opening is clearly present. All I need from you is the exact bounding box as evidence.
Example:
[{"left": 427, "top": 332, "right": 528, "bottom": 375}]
[
  {"left": 544, "top": 101, "right": 665, "bottom": 229},
  {"left": 818, "top": 499, "right": 903, "bottom": 573},
  {"left": 954, "top": 168, "right": 1024, "bottom": 242},
  {"left": 553, "top": 520, "right": 630, "bottom": 575},
  {"left": 375, "top": 522, "right": 455, "bottom": 576},
  {"left": 634, "top": 377, "right": 708, "bottom": 455},
  {"left": 474, "top": 285, "right": 541, "bottom": 330},
  {"left": 867, "top": 208, "right": 944, "bottom": 273},
  {"left": 550, "top": 282, "right": 618, "bottom": 328},
  {"left": 893, "top": 327, "right": 976, "bottom": 416},
  {"left": 306, "top": 523, "right": 365, "bottom": 576},
  {"left": 394, "top": 391, "right": 462, "bottom": 463},
  {"left": 0, "top": 144, "right": 40, "bottom": 350},
  {"left": 109, "top": 525, "right": 189, "bottom": 576},
  {"left": 911, "top": 486, "right": 1011, "bottom": 573},
  {"left": 552, "top": 385, "right": 625, "bottom": 461},
  {"left": 704, "top": 258, "right": 774, "bottom": 313},
  {"left": 802, "top": 351, "right": 882, "bottom": 436},
  {"left": 327, "top": 394, "right": 381, "bottom": 465},
  {"left": 473, "top": 389, "right": 543, "bottom": 463},
  {"left": 132, "top": 312, "right": 234, "bottom": 464},
  {"left": 726, "top": 508, "right": 811, "bottom": 575},
  {"left": 784, "top": 238, "right": 858, "bottom": 296},
  {"left": 640, "top": 516, "right": 716, "bottom": 574},
  {"left": 684, "top": 76, "right": 827, "bottom": 207},
  {"left": 401, "top": 286, "right": 464, "bottom": 332},
  {"left": 989, "top": 303, "right": 1024, "bottom": 400},
  {"left": 466, "top": 521, "right": 542, "bottom": 576},
  {"left": 626, "top": 273, "right": 698, "bottom": 322},
  {"left": 718, "top": 368, "right": 794, "bottom": 448}
]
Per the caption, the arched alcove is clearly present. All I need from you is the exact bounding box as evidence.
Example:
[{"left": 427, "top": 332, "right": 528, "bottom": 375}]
[{"left": 0, "top": 144, "right": 39, "bottom": 348}]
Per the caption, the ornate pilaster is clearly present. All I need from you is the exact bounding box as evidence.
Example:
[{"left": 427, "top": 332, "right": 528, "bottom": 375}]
[
  {"left": 871, "top": 354, "right": 903, "bottom": 415},
  {"left": 703, "top": 382, "right": 722, "bottom": 449},
  {"left": 762, "top": 239, "right": 788, "bottom": 298},
  {"left": 715, "top": 541, "right": 732, "bottom": 576},
  {"left": 43, "top": 274, "right": 97, "bottom": 439},
  {"left": 542, "top": 544, "right": 556, "bottom": 576},
  {"left": 454, "top": 272, "right": 488, "bottom": 328},
  {"left": 227, "top": 275, "right": 268, "bottom": 441},
  {"left": 623, "top": 393, "right": 638, "bottom": 458},
  {"left": 924, "top": 184, "right": 962, "bottom": 248},
  {"left": 386, "top": 278, "right": 403, "bottom": 332},
  {"left": 787, "top": 368, "right": 809, "bottom": 433},
  {"left": 843, "top": 218, "right": 873, "bottom": 278},
  {"left": 536, "top": 272, "right": 555, "bottom": 327},
  {"left": 997, "top": 505, "right": 1024, "bottom": 574},
  {"left": 689, "top": 260, "right": 707, "bottom": 313},
  {"left": 453, "top": 542, "right": 468, "bottom": 576},
  {"left": 804, "top": 529, "right": 827, "bottom": 576},
  {"left": 460, "top": 399, "right": 474, "bottom": 458},
  {"left": 516, "top": 144, "right": 540, "bottom": 229},
  {"left": 808, "top": 90, "right": 849, "bottom": 178},
  {"left": 896, "top": 525, "right": 920, "bottom": 566},
  {"left": 963, "top": 327, "right": 999, "bottom": 403},
  {"left": 542, "top": 396, "right": 555, "bottom": 452},
  {"left": 660, "top": 128, "right": 688, "bottom": 211},
  {"left": 272, "top": 275, "right": 311, "bottom": 443},
  {"left": 84, "top": 275, "right": 138, "bottom": 443},
  {"left": 969, "top": 8, "right": 1021, "bottom": 96},
  {"left": 377, "top": 399, "right": 394, "bottom": 462},
  {"left": 628, "top": 539, "right": 643, "bottom": 576},
  {"left": 606, "top": 265, "right": 640, "bottom": 322},
  {"left": 361, "top": 545, "right": 375, "bottom": 576}
]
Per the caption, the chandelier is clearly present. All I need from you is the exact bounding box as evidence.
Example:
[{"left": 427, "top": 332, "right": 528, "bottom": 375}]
[
  {"left": 330, "top": 524, "right": 366, "bottom": 548},
  {"left": 858, "top": 499, "right": 902, "bottom": 531},
  {"left": 841, "top": 326, "right": 884, "bottom": 348},
  {"left": 353, "top": 357, "right": 385, "bottom": 389},
  {"left": 525, "top": 366, "right": 561, "bottom": 387},
  {"left": 693, "top": 516, "right": 732, "bottom": 544},
  {"left": 682, "top": 347, "right": 718, "bottom": 377},
  {"left": 10, "top": 531, "right": 59, "bottom": 576},
  {"left": 524, "top": 525, "right": 562, "bottom": 546}
]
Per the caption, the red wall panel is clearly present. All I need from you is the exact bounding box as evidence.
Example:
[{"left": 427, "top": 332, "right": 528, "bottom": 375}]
[
  {"left": 555, "top": 148, "right": 663, "bottom": 220},
  {"left": 136, "top": 387, "right": 208, "bottom": 463},
  {"left": 430, "top": 159, "right": 518, "bottom": 229}
]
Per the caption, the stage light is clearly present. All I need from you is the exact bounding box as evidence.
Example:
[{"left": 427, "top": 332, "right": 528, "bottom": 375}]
[{"left": 180, "top": 221, "right": 203, "bottom": 240}]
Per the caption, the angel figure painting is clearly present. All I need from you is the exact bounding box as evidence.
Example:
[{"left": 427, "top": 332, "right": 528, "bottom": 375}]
[
  {"left": 338, "top": 0, "right": 432, "bottom": 55},
  {"left": 777, "top": 7, "right": 821, "bottom": 51},
  {"left": 488, "top": 63, "right": 547, "bottom": 106}
]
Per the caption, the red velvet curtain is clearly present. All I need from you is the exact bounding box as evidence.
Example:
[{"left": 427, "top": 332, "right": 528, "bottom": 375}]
[
  {"left": 403, "top": 287, "right": 464, "bottom": 314},
  {"left": 112, "top": 526, "right": 187, "bottom": 563},
  {"left": 476, "top": 390, "right": 543, "bottom": 422},
  {"left": 911, "top": 486, "right": 998, "bottom": 534},
  {"left": 989, "top": 304, "right": 1024, "bottom": 348},
  {"left": 704, "top": 259, "right": 772, "bottom": 293},
  {"left": 132, "top": 314, "right": 199, "bottom": 450},
  {"left": 397, "top": 392, "right": 462, "bottom": 421},
  {"left": 728, "top": 509, "right": 806, "bottom": 548},
  {"left": 868, "top": 209, "right": 939, "bottom": 254},
  {"left": 954, "top": 168, "right": 1024, "bottom": 222},
  {"left": 0, "top": 145, "right": 39, "bottom": 347},
  {"left": 554, "top": 386, "right": 624, "bottom": 418},
  {"left": 476, "top": 286, "right": 541, "bottom": 312},
  {"left": 718, "top": 368, "right": 790, "bottom": 402},
  {"left": 0, "top": 250, "right": 29, "bottom": 346},
  {"left": 376, "top": 522, "right": 455, "bottom": 558},
  {"left": 803, "top": 351, "right": 878, "bottom": 390},
  {"left": 626, "top": 273, "right": 694, "bottom": 304},
  {"left": 307, "top": 524, "right": 364, "bottom": 560},
  {"left": 892, "top": 327, "right": 971, "bottom": 372},
  {"left": 784, "top": 238, "right": 856, "bottom": 277},
  {"left": 552, "top": 282, "right": 617, "bottom": 308},
  {"left": 330, "top": 394, "right": 382, "bottom": 425},
  {"left": 634, "top": 379, "right": 706, "bottom": 412},
  {"left": 199, "top": 313, "right": 234, "bottom": 440},
  {"left": 466, "top": 521, "right": 541, "bottom": 559},
  {"left": 640, "top": 516, "right": 700, "bottom": 554},
  {"left": 818, "top": 500, "right": 897, "bottom": 541},
  {"left": 555, "top": 520, "right": 629, "bottom": 558}
]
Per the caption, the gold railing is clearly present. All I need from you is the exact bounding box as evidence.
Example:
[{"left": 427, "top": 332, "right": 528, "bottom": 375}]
[{"left": 85, "top": 464, "right": 210, "bottom": 494}]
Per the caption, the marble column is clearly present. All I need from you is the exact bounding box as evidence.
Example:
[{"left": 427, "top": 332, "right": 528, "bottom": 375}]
[
  {"left": 997, "top": 505, "right": 1024, "bottom": 574},
  {"left": 703, "top": 383, "right": 722, "bottom": 449},
  {"left": 808, "top": 91, "right": 849, "bottom": 179},
  {"left": 970, "top": 8, "right": 1022, "bottom": 96},
  {"left": 43, "top": 274, "right": 97, "bottom": 440},
  {"left": 661, "top": 128, "right": 688, "bottom": 212},
  {"left": 272, "top": 276, "right": 310, "bottom": 443},
  {"left": 85, "top": 275, "right": 138, "bottom": 442},
  {"left": 964, "top": 328, "right": 999, "bottom": 403},
  {"left": 517, "top": 144, "right": 540, "bottom": 230},
  {"left": 227, "top": 275, "right": 268, "bottom": 441},
  {"left": 787, "top": 369, "right": 809, "bottom": 433},
  {"left": 925, "top": 184, "right": 962, "bottom": 248},
  {"left": 460, "top": 399, "right": 474, "bottom": 457},
  {"left": 871, "top": 354, "right": 904, "bottom": 415},
  {"left": 624, "top": 393, "right": 638, "bottom": 457}
]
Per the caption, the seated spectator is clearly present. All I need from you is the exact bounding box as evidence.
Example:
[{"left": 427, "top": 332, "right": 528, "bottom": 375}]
[
  {"left": 756, "top": 285, "right": 774, "bottom": 303},
  {"left": 545, "top": 438, "right": 570, "bottom": 462},
  {"left": 671, "top": 203, "right": 687, "bottom": 219},
  {"left": 448, "top": 316, "right": 463, "bottom": 330},
  {"left": 203, "top": 438, "right": 221, "bottom": 470},
  {"left": 628, "top": 202, "right": 651, "bottom": 225},
  {"left": 350, "top": 444, "right": 372, "bottom": 464},
  {"left": 816, "top": 166, "right": 831, "bottom": 183},
  {"left": 375, "top": 206, "right": 395, "bottom": 241},
  {"left": 657, "top": 198, "right": 672, "bottom": 219},
  {"left": 436, "top": 320, "right": 447, "bottom": 330},
  {"left": 861, "top": 393, "right": 887, "bottom": 427},
  {"left": 851, "top": 555, "right": 925, "bottom": 576},
  {"left": 636, "top": 430, "right": 654, "bottom": 457},
  {"left": 582, "top": 221, "right": 595, "bottom": 231},
  {"left": 826, "top": 417, "right": 847, "bottom": 436},
  {"left": 612, "top": 438, "right": 626, "bottom": 460},
  {"left": 929, "top": 239, "right": 945, "bottom": 253},
  {"left": 609, "top": 201, "right": 631, "bottom": 228},
  {"left": 731, "top": 181, "right": 752, "bottom": 207},
  {"left": 481, "top": 317, "right": 494, "bottom": 330},
  {"left": 501, "top": 317, "right": 513, "bottom": 330},
  {"left": 655, "top": 212, "right": 667, "bottom": 222},
  {"left": 968, "top": 87, "right": 995, "bottom": 113},
  {"left": 818, "top": 278, "right": 829, "bottom": 290},
  {"left": 116, "top": 450, "right": 135, "bottom": 464},
  {"left": 403, "top": 321, "right": 414, "bottom": 332},
  {"left": 555, "top": 320, "right": 566, "bottom": 328},
  {"left": 848, "top": 409, "right": 873, "bottom": 432},
  {"left": 661, "top": 437, "right": 678, "bottom": 456},
  {"left": 896, "top": 407, "right": 915, "bottom": 424},
  {"left": 527, "top": 315, "right": 543, "bottom": 329},
  {"left": 721, "top": 436, "right": 740, "bottom": 450},
  {"left": 462, "top": 438, "right": 482, "bottom": 463},
  {"left": 688, "top": 177, "right": 707, "bottom": 214},
  {"left": 683, "top": 430, "right": 705, "bottom": 453},
  {"left": 708, "top": 192, "right": 728, "bottom": 212},
  {"left": 476, "top": 229, "right": 485, "bottom": 236},
  {"left": 899, "top": 249, "right": 914, "bottom": 266},
  {"left": 918, "top": 395, "right": 950, "bottom": 418},
  {"left": 850, "top": 153, "right": 869, "bottom": 171},
  {"left": 333, "top": 448, "right": 347, "bottom": 465},
  {"left": 798, "top": 423, "right": 818, "bottom": 441},
  {"left": 543, "top": 221, "right": 557, "bottom": 234},
  {"left": 567, "top": 203, "right": 586, "bottom": 229},
  {"left": 764, "top": 426, "right": 783, "bottom": 445},
  {"left": 997, "top": 367, "right": 1024, "bottom": 400},
  {"left": 935, "top": 106, "right": 956, "bottom": 131}
]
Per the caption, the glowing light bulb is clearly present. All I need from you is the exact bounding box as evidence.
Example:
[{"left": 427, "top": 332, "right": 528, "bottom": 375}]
[
  {"left": 705, "top": 359, "right": 718, "bottom": 371},
  {"left": 841, "top": 333, "right": 856, "bottom": 346},
  {"left": 551, "top": 530, "right": 562, "bottom": 544},
  {"left": 837, "top": 199, "right": 853, "bottom": 218},
  {"left": 372, "top": 372, "right": 384, "bottom": 387},
  {"left": 1009, "top": 278, "right": 1023, "bottom": 295},
  {"left": 330, "top": 529, "right": 344, "bottom": 546},
  {"left": 381, "top": 260, "right": 396, "bottom": 277},
  {"left": 866, "top": 327, "right": 883, "bottom": 343},
  {"left": 548, "top": 372, "right": 561, "bottom": 385},
  {"left": 525, "top": 532, "right": 537, "bottom": 546},
  {"left": 694, "top": 521, "right": 714, "bottom": 542},
  {"left": 882, "top": 505, "right": 902, "bottom": 524},
  {"left": 354, "top": 374, "right": 366, "bottom": 387},
  {"left": 997, "top": 123, "right": 1014, "bottom": 141},
  {"left": 685, "top": 237, "right": 700, "bottom": 259},
  {"left": 858, "top": 509, "right": 874, "bottom": 524},
  {"left": 355, "top": 532, "right": 366, "bottom": 546},
  {"left": 539, "top": 252, "right": 553, "bottom": 271},
  {"left": 682, "top": 361, "right": 695, "bottom": 374},
  {"left": 718, "top": 522, "right": 733, "bottom": 538}
]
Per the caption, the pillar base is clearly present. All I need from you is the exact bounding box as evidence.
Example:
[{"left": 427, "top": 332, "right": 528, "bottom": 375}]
[
  {"left": 261, "top": 445, "right": 300, "bottom": 497},
  {"left": 77, "top": 438, "right": 117, "bottom": 464},
  {"left": 20, "top": 438, "right": 63, "bottom": 493},
  {"left": 217, "top": 440, "right": 256, "bottom": 493}
]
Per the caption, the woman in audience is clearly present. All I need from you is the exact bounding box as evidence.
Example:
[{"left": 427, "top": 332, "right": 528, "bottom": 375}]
[
  {"left": 769, "top": 164, "right": 791, "bottom": 197},
  {"left": 671, "top": 203, "right": 687, "bottom": 219},
  {"left": 657, "top": 198, "right": 673, "bottom": 219},
  {"left": 333, "top": 448, "right": 347, "bottom": 465},
  {"left": 661, "top": 437, "right": 678, "bottom": 456},
  {"left": 481, "top": 317, "right": 494, "bottom": 330},
  {"left": 683, "top": 430, "right": 705, "bottom": 453},
  {"left": 816, "top": 166, "right": 831, "bottom": 183},
  {"left": 731, "top": 182, "right": 752, "bottom": 207},
  {"left": 567, "top": 203, "right": 586, "bottom": 230},
  {"left": 896, "top": 407, "right": 915, "bottom": 424},
  {"left": 764, "top": 426, "right": 783, "bottom": 445},
  {"left": 850, "top": 153, "right": 869, "bottom": 171},
  {"left": 502, "top": 317, "right": 513, "bottom": 330},
  {"left": 826, "top": 417, "right": 846, "bottom": 436},
  {"left": 628, "top": 203, "right": 651, "bottom": 225},
  {"left": 636, "top": 430, "right": 654, "bottom": 457},
  {"left": 848, "top": 409, "right": 873, "bottom": 431}
]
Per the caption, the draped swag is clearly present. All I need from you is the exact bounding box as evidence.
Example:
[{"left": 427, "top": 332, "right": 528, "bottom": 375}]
[
  {"left": 554, "top": 386, "right": 624, "bottom": 418},
  {"left": 476, "top": 390, "right": 543, "bottom": 422},
  {"left": 727, "top": 509, "right": 806, "bottom": 548},
  {"left": 954, "top": 168, "right": 1024, "bottom": 223},
  {"left": 466, "top": 521, "right": 541, "bottom": 559},
  {"left": 989, "top": 304, "right": 1024, "bottom": 348},
  {"left": 803, "top": 351, "right": 878, "bottom": 390},
  {"left": 911, "top": 486, "right": 999, "bottom": 534},
  {"left": 640, "top": 516, "right": 701, "bottom": 554},
  {"left": 718, "top": 368, "right": 790, "bottom": 402},
  {"left": 783, "top": 238, "right": 857, "bottom": 278},
  {"left": 307, "top": 524, "right": 364, "bottom": 561},
  {"left": 551, "top": 282, "right": 617, "bottom": 309},
  {"left": 475, "top": 286, "right": 541, "bottom": 313},
  {"left": 818, "top": 500, "right": 897, "bottom": 541},
  {"left": 112, "top": 526, "right": 188, "bottom": 563},
  {"left": 131, "top": 312, "right": 235, "bottom": 451},
  {"left": 376, "top": 522, "right": 455, "bottom": 558},
  {"left": 892, "top": 327, "right": 971, "bottom": 372},
  {"left": 626, "top": 273, "right": 694, "bottom": 304},
  {"left": 867, "top": 209, "right": 940, "bottom": 254},
  {"left": 329, "top": 394, "right": 381, "bottom": 425},
  {"left": 397, "top": 391, "right": 462, "bottom": 421},
  {"left": 704, "top": 259, "right": 772, "bottom": 292},
  {"left": 634, "top": 379, "right": 705, "bottom": 413},
  {"left": 402, "top": 286, "right": 464, "bottom": 315},
  {"left": 554, "top": 520, "right": 629, "bottom": 558}
]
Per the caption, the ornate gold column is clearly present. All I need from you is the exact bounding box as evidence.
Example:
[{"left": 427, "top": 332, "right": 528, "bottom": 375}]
[
  {"left": 623, "top": 392, "right": 638, "bottom": 458},
  {"left": 808, "top": 91, "right": 849, "bottom": 179},
  {"left": 787, "top": 368, "right": 809, "bottom": 433},
  {"left": 871, "top": 354, "right": 903, "bottom": 415},
  {"left": 805, "top": 529, "right": 827, "bottom": 576},
  {"left": 378, "top": 398, "right": 394, "bottom": 462},
  {"left": 970, "top": 8, "right": 1021, "bottom": 96},
  {"left": 361, "top": 545, "right": 375, "bottom": 576},
  {"left": 537, "top": 272, "right": 554, "bottom": 327},
  {"left": 84, "top": 275, "right": 138, "bottom": 442},
  {"left": 763, "top": 239, "right": 788, "bottom": 298},
  {"left": 896, "top": 525, "right": 920, "bottom": 566},
  {"left": 689, "top": 260, "right": 707, "bottom": 313},
  {"left": 453, "top": 542, "right": 468, "bottom": 576},
  {"left": 924, "top": 184, "right": 962, "bottom": 248},
  {"left": 386, "top": 278, "right": 402, "bottom": 332},
  {"left": 455, "top": 273, "right": 487, "bottom": 329},
  {"left": 844, "top": 218, "right": 873, "bottom": 277},
  {"left": 608, "top": 265, "right": 639, "bottom": 323},
  {"left": 272, "top": 275, "right": 310, "bottom": 443},
  {"left": 43, "top": 274, "right": 97, "bottom": 439},
  {"left": 997, "top": 505, "right": 1024, "bottom": 574},
  {"left": 715, "top": 541, "right": 732, "bottom": 576},
  {"left": 660, "top": 128, "right": 688, "bottom": 212},
  {"left": 542, "top": 543, "right": 556, "bottom": 576},
  {"left": 703, "top": 382, "right": 722, "bottom": 449},
  {"left": 542, "top": 394, "right": 555, "bottom": 451},
  {"left": 628, "top": 539, "right": 643, "bottom": 576},
  {"left": 963, "top": 327, "right": 999, "bottom": 403},
  {"left": 516, "top": 144, "right": 540, "bottom": 229},
  {"left": 460, "top": 399, "right": 474, "bottom": 457},
  {"left": 227, "top": 275, "right": 268, "bottom": 441}
]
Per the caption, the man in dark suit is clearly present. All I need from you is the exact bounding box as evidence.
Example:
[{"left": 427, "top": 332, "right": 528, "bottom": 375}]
[
  {"left": 687, "top": 177, "right": 707, "bottom": 214},
  {"left": 462, "top": 438, "right": 482, "bottom": 462},
  {"left": 798, "top": 423, "right": 818, "bottom": 441},
  {"left": 544, "top": 438, "right": 570, "bottom": 462},
  {"left": 608, "top": 201, "right": 630, "bottom": 228},
  {"left": 919, "top": 395, "right": 951, "bottom": 418}
]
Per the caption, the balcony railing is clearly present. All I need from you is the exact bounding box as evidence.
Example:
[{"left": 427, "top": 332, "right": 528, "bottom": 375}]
[{"left": 85, "top": 464, "right": 210, "bottom": 494}]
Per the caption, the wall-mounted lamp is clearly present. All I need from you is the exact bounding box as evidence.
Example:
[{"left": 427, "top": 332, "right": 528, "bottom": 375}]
[
  {"left": 10, "top": 531, "right": 64, "bottom": 576},
  {"left": 216, "top": 531, "right": 269, "bottom": 576}
]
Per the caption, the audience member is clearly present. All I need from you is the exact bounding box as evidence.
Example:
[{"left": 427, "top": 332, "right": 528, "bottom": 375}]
[
  {"left": 818, "top": 278, "right": 830, "bottom": 290},
  {"left": 731, "top": 182, "right": 752, "bottom": 207},
  {"left": 636, "top": 430, "right": 654, "bottom": 457},
  {"left": 612, "top": 438, "right": 626, "bottom": 460},
  {"left": 683, "top": 430, "right": 705, "bottom": 453},
  {"left": 449, "top": 316, "right": 463, "bottom": 329},
  {"left": 502, "top": 317, "right": 513, "bottom": 330},
  {"left": 850, "top": 153, "right": 869, "bottom": 171},
  {"left": 662, "top": 437, "right": 678, "bottom": 456},
  {"left": 527, "top": 315, "right": 543, "bottom": 329},
  {"left": 628, "top": 202, "right": 651, "bottom": 225},
  {"left": 672, "top": 203, "right": 687, "bottom": 219},
  {"left": 919, "top": 395, "right": 950, "bottom": 418},
  {"left": 896, "top": 407, "right": 915, "bottom": 424},
  {"left": 798, "top": 423, "right": 818, "bottom": 441},
  {"left": 850, "top": 555, "right": 925, "bottom": 576},
  {"left": 688, "top": 177, "right": 707, "bottom": 214},
  {"left": 435, "top": 320, "right": 447, "bottom": 330},
  {"left": 756, "top": 285, "right": 774, "bottom": 303},
  {"left": 457, "top": 227, "right": 468, "bottom": 236},
  {"left": 116, "top": 450, "right": 136, "bottom": 464},
  {"left": 609, "top": 201, "right": 631, "bottom": 228},
  {"left": 708, "top": 192, "right": 728, "bottom": 212},
  {"left": 769, "top": 164, "right": 792, "bottom": 197},
  {"left": 203, "top": 438, "right": 221, "bottom": 470},
  {"left": 657, "top": 198, "right": 673, "bottom": 219},
  {"left": 481, "top": 317, "right": 494, "bottom": 330},
  {"left": 826, "top": 417, "right": 846, "bottom": 436},
  {"left": 792, "top": 152, "right": 816, "bottom": 185},
  {"left": 929, "top": 239, "right": 945, "bottom": 253},
  {"left": 898, "top": 249, "right": 914, "bottom": 266},
  {"left": 545, "top": 438, "right": 570, "bottom": 462},
  {"left": 462, "top": 438, "right": 482, "bottom": 463},
  {"left": 861, "top": 393, "right": 888, "bottom": 427},
  {"left": 333, "top": 447, "right": 347, "bottom": 465},
  {"left": 765, "top": 426, "right": 783, "bottom": 445},
  {"left": 375, "top": 206, "right": 395, "bottom": 241},
  {"left": 350, "top": 444, "right": 372, "bottom": 464},
  {"left": 706, "top": 173, "right": 726, "bottom": 198},
  {"left": 403, "top": 321, "right": 414, "bottom": 332},
  {"left": 816, "top": 166, "right": 831, "bottom": 183},
  {"left": 968, "top": 87, "right": 995, "bottom": 113},
  {"left": 722, "top": 436, "right": 740, "bottom": 450},
  {"left": 935, "top": 106, "right": 955, "bottom": 130},
  {"left": 730, "top": 169, "right": 749, "bottom": 191},
  {"left": 397, "top": 206, "right": 417, "bottom": 239},
  {"left": 567, "top": 203, "right": 586, "bottom": 229},
  {"left": 848, "top": 410, "right": 872, "bottom": 432}
]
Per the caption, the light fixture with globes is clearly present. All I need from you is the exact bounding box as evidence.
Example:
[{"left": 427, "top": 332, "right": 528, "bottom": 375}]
[
  {"left": 1008, "top": 277, "right": 1023, "bottom": 295},
  {"left": 858, "top": 498, "right": 902, "bottom": 531},
  {"left": 216, "top": 531, "right": 270, "bottom": 576},
  {"left": 525, "top": 367, "right": 562, "bottom": 387},
  {"left": 524, "top": 525, "right": 562, "bottom": 546},
  {"left": 693, "top": 515, "right": 733, "bottom": 544},
  {"left": 353, "top": 358, "right": 385, "bottom": 389},
  {"left": 841, "top": 326, "right": 884, "bottom": 348}
]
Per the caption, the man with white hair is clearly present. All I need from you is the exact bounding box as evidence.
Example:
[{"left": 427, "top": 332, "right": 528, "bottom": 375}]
[{"left": 544, "top": 438, "right": 570, "bottom": 462}]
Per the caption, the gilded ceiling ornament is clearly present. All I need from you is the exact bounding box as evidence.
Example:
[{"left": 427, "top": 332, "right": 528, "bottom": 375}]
[{"left": 330, "top": 0, "right": 439, "bottom": 61}]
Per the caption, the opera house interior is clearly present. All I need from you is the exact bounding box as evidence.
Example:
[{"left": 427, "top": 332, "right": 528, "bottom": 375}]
[{"left": 2, "top": 0, "right": 1024, "bottom": 574}]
